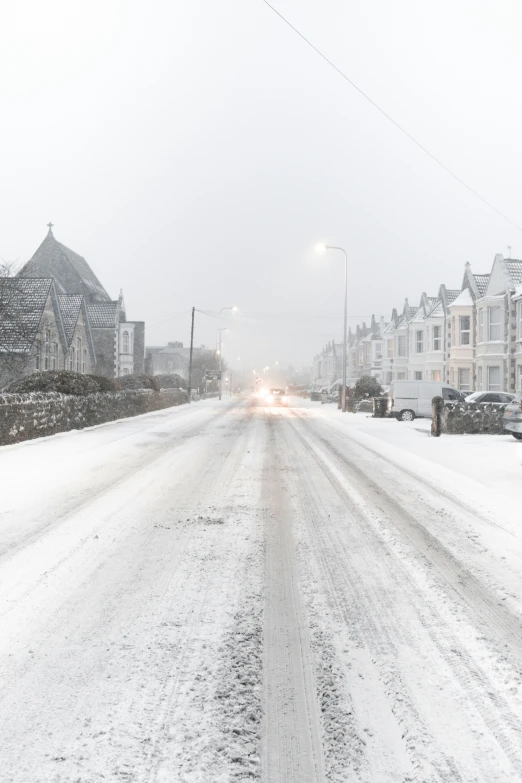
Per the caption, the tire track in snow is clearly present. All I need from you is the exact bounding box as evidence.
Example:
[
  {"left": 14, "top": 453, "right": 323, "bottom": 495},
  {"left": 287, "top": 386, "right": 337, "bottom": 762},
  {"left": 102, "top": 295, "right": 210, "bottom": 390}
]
[
  {"left": 261, "top": 412, "right": 326, "bottom": 783},
  {"left": 284, "top": 410, "right": 522, "bottom": 780}
]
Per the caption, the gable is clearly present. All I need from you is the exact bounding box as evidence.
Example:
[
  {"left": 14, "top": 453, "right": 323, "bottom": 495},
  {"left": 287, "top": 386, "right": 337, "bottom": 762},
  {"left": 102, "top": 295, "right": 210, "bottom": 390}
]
[
  {"left": 18, "top": 229, "right": 110, "bottom": 303},
  {"left": 486, "top": 257, "right": 510, "bottom": 296}
]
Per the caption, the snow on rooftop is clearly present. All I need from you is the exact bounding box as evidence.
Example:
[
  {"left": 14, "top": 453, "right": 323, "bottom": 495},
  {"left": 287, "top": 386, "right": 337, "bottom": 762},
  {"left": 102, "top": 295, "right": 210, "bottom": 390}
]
[{"left": 450, "top": 288, "right": 473, "bottom": 307}]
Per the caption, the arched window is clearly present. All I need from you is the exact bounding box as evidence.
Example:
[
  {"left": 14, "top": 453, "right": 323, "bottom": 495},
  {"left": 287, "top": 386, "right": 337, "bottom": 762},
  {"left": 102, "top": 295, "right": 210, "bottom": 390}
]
[
  {"left": 35, "top": 340, "right": 41, "bottom": 370},
  {"left": 122, "top": 331, "right": 129, "bottom": 353},
  {"left": 82, "top": 349, "right": 87, "bottom": 374},
  {"left": 76, "top": 337, "right": 82, "bottom": 372}
]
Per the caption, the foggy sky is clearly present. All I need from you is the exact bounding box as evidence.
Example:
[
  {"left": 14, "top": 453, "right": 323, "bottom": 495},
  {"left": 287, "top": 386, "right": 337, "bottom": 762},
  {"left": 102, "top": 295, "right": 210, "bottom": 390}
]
[{"left": 2, "top": 0, "right": 522, "bottom": 374}]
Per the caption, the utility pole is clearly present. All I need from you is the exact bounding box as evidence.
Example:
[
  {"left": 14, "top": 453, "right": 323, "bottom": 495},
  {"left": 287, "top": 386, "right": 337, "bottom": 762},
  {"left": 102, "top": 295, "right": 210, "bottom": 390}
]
[{"left": 187, "top": 307, "right": 195, "bottom": 404}]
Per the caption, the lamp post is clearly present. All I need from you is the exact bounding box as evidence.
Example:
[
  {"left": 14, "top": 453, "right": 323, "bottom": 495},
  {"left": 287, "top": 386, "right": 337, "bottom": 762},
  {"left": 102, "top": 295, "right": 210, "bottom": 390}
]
[
  {"left": 217, "top": 327, "right": 228, "bottom": 399},
  {"left": 316, "top": 244, "right": 348, "bottom": 412},
  {"left": 219, "top": 306, "right": 237, "bottom": 400}
]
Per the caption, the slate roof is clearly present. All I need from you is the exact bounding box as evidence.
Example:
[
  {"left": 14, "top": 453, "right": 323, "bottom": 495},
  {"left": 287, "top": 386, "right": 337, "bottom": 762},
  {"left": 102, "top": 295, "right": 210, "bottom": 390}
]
[
  {"left": 474, "top": 274, "right": 490, "bottom": 296},
  {"left": 57, "top": 294, "right": 83, "bottom": 345},
  {"left": 0, "top": 278, "right": 52, "bottom": 352},
  {"left": 427, "top": 301, "right": 444, "bottom": 317},
  {"left": 446, "top": 289, "right": 461, "bottom": 304},
  {"left": 505, "top": 260, "right": 522, "bottom": 286},
  {"left": 18, "top": 228, "right": 111, "bottom": 302},
  {"left": 88, "top": 301, "right": 119, "bottom": 328}
]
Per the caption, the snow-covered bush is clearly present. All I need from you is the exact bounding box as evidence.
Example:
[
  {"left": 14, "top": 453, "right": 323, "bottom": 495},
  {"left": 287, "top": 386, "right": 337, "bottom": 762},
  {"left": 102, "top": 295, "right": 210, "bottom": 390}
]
[
  {"left": 117, "top": 373, "right": 160, "bottom": 392},
  {"left": 7, "top": 370, "right": 102, "bottom": 396},
  {"left": 353, "top": 375, "right": 382, "bottom": 401},
  {"left": 154, "top": 373, "right": 187, "bottom": 390}
]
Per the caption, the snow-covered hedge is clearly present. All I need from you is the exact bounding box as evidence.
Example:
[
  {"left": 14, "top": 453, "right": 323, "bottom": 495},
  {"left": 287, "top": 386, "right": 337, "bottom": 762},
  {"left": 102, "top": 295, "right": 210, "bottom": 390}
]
[
  {"left": 0, "top": 388, "right": 188, "bottom": 446},
  {"left": 443, "top": 401, "right": 507, "bottom": 434}
]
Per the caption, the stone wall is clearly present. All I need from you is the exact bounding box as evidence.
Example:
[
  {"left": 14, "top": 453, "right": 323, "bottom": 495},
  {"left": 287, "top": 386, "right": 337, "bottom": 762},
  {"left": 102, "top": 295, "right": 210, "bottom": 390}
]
[
  {"left": 0, "top": 388, "right": 188, "bottom": 446},
  {"left": 442, "top": 401, "right": 507, "bottom": 434}
]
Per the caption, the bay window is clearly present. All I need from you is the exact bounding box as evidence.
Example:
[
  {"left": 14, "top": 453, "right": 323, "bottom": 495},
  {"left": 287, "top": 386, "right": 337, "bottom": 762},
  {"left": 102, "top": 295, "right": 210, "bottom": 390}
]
[
  {"left": 488, "top": 306, "right": 501, "bottom": 341},
  {"left": 433, "top": 325, "right": 441, "bottom": 351},
  {"left": 416, "top": 330, "right": 424, "bottom": 353},
  {"left": 487, "top": 366, "right": 501, "bottom": 391},
  {"left": 460, "top": 316, "right": 470, "bottom": 345}
]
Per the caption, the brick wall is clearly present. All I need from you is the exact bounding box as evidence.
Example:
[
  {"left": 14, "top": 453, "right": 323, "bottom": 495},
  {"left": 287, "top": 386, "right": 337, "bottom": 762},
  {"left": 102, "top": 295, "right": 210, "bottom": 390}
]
[{"left": 0, "top": 388, "right": 188, "bottom": 446}]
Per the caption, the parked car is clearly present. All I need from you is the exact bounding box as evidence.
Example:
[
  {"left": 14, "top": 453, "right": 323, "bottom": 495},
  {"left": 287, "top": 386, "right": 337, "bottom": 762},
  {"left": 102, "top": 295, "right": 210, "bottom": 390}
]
[
  {"left": 465, "top": 391, "right": 515, "bottom": 404},
  {"left": 503, "top": 395, "right": 522, "bottom": 440},
  {"left": 388, "top": 381, "right": 465, "bottom": 421}
]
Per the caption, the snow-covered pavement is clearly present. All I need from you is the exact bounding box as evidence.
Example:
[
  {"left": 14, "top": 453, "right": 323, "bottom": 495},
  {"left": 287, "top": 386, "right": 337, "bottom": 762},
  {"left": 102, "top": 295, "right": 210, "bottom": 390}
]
[{"left": 1, "top": 397, "right": 522, "bottom": 782}]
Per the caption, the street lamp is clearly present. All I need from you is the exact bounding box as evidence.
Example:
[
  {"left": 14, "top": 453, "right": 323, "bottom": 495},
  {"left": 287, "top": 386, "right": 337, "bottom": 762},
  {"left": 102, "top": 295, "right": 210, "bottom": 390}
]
[
  {"left": 217, "top": 327, "right": 228, "bottom": 399},
  {"left": 316, "top": 243, "right": 348, "bottom": 412},
  {"left": 219, "top": 306, "right": 237, "bottom": 400}
]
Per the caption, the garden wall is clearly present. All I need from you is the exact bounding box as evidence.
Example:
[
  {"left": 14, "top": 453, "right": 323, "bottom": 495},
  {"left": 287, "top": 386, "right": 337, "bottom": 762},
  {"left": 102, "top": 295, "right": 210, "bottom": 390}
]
[
  {"left": 442, "top": 401, "right": 506, "bottom": 434},
  {"left": 0, "top": 388, "right": 188, "bottom": 446}
]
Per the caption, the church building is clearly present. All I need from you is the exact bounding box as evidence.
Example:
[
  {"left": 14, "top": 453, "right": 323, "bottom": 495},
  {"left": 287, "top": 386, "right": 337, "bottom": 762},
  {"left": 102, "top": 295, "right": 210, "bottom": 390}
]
[{"left": 0, "top": 224, "right": 144, "bottom": 384}]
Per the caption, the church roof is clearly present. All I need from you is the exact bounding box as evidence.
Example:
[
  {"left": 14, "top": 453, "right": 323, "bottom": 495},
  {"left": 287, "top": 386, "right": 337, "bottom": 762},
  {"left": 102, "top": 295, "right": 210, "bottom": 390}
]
[
  {"left": 18, "top": 227, "right": 111, "bottom": 303},
  {"left": 57, "top": 294, "right": 83, "bottom": 344},
  {"left": 0, "top": 277, "right": 53, "bottom": 353},
  {"left": 88, "top": 301, "right": 119, "bottom": 328}
]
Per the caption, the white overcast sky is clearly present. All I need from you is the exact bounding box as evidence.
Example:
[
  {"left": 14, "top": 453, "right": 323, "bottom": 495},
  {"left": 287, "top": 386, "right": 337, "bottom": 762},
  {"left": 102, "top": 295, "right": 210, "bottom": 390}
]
[{"left": 2, "top": 0, "right": 522, "bottom": 373}]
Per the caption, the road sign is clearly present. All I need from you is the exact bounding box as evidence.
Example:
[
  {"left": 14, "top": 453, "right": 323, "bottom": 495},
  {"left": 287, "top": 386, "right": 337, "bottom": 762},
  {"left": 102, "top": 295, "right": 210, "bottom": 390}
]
[{"left": 205, "top": 371, "right": 221, "bottom": 381}]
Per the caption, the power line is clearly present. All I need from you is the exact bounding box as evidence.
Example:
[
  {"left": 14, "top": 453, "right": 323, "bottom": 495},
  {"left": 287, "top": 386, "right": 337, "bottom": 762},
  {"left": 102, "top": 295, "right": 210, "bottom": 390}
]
[{"left": 259, "top": 0, "right": 522, "bottom": 232}]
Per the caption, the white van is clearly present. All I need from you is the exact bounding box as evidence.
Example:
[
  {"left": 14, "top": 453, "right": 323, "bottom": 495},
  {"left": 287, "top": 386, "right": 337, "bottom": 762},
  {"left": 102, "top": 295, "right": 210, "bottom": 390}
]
[{"left": 388, "top": 381, "right": 464, "bottom": 421}]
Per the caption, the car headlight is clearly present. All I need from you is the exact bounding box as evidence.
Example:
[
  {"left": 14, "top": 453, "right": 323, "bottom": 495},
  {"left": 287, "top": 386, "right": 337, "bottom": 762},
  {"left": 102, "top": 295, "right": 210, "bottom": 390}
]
[
  {"left": 267, "top": 394, "right": 273, "bottom": 403},
  {"left": 282, "top": 396, "right": 287, "bottom": 402}
]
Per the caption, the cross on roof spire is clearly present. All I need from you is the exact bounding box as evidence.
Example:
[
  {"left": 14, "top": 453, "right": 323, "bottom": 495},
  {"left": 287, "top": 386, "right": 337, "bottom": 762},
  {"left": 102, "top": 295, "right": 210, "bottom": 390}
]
[{"left": 47, "top": 221, "right": 54, "bottom": 233}]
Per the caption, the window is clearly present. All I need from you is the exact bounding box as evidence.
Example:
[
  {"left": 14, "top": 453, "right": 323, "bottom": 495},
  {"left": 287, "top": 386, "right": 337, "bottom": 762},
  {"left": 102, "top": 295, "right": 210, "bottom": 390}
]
[
  {"left": 443, "top": 388, "right": 462, "bottom": 401},
  {"left": 386, "top": 371, "right": 392, "bottom": 384},
  {"left": 481, "top": 393, "right": 501, "bottom": 403},
  {"left": 487, "top": 365, "right": 501, "bottom": 391},
  {"left": 460, "top": 316, "right": 470, "bottom": 345},
  {"left": 34, "top": 340, "right": 41, "bottom": 370},
  {"left": 488, "top": 306, "right": 501, "bottom": 341},
  {"left": 518, "top": 365, "right": 522, "bottom": 393},
  {"left": 375, "top": 343, "right": 382, "bottom": 360},
  {"left": 123, "top": 368, "right": 130, "bottom": 376},
  {"left": 387, "top": 340, "right": 394, "bottom": 358},
  {"left": 414, "top": 371, "right": 423, "bottom": 380},
  {"left": 69, "top": 347, "right": 75, "bottom": 371},
  {"left": 433, "top": 325, "right": 441, "bottom": 351},
  {"left": 450, "top": 368, "right": 454, "bottom": 385},
  {"left": 478, "top": 309, "right": 484, "bottom": 342},
  {"left": 50, "top": 342, "right": 57, "bottom": 370},
  {"left": 431, "top": 370, "right": 441, "bottom": 382},
  {"left": 44, "top": 329, "right": 51, "bottom": 370},
  {"left": 396, "top": 372, "right": 406, "bottom": 380},
  {"left": 397, "top": 335, "right": 407, "bottom": 357},
  {"left": 478, "top": 366, "right": 483, "bottom": 390},
  {"left": 123, "top": 330, "right": 129, "bottom": 353},
  {"left": 83, "top": 349, "right": 87, "bottom": 374},
  {"left": 416, "top": 330, "right": 424, "bottom": 353},
  {"left": 452, "top": 316, "right": 455, "bottom": 345},
  {"left": 458, "top": 368, "right": 471, "bottom": 391},
  {"left": 76, "top": 337, "right": 82, "bottom": 372},
  {"left": 518, "top": 302, "right": 522, "bottom": 341}
]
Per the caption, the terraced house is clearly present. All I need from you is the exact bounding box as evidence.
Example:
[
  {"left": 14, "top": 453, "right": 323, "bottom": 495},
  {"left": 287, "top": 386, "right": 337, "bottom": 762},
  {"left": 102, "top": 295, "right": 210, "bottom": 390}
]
[
  {"left": 317, "top": 253, "right": 522, "bottom": 394},
  {"left": 0, "top": 225, "right": 145, "bottom": 386}
]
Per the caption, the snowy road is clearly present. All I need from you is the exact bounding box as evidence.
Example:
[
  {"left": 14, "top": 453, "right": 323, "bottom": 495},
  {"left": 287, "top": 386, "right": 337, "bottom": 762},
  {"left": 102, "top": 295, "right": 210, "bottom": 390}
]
[{"left": 1, "top": 398, "right": 522, "bottom": 782}]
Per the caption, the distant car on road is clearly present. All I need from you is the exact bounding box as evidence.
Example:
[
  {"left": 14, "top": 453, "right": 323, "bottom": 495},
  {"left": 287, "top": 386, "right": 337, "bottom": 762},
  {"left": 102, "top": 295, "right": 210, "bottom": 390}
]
[
  {"left": 503, "top": 395, "right": 522, "bottom": 440},
  {"left": 232, "top": 387, "right": 241, "bottom": 395},
  {"left": 465, "top": 391, "right": 516, "bottom": 404},
  {"left": 265, "top": 388, "right": 288, "bottom": 407}
]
